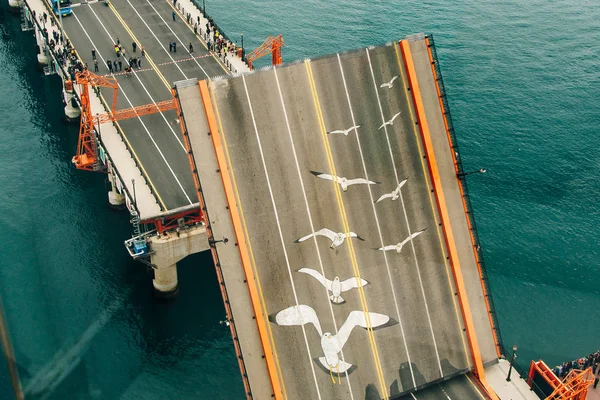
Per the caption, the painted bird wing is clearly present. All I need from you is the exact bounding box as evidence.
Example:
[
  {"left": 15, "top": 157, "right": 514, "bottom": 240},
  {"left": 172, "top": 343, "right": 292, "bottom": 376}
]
[
  {"left": 346, "top": 178, "right": 379, "bottom": 186},
  {"left": 390, "top": 111, "right": 402, "bottom": 123},
  {"left": 298, "top": 268, "right": 333, "bottom": 291},
  {"left": 327, "top": 130, "right": 345, "bottom": 135},
  {"left": 310, "top": 171, "right": 342, "bottom": 185},
  {"left": 399, "top": 229, "right": 426, "bottom": 247},
  {"left": 395, "top": 179, "right": 408, "bottom": 195},
  {"left": 390, "top": 75, "right": 399, "bottom": 84},
  {"left": 314, "top": 228, "right": 337, "bottom": 241},
  {"left": 375, "top": 192, "right": 393, "bottom": 203},
  {"left": 347, "top": 232, "right": 365, "bottom": 241},
  {"left": 310, "top": 171, "right": 334, "bottom": 181},
  {"left": 337, "top": 311, "right": 390, "bottom": 349},
  {"left": 339, "top": 277, "right": 369, "bottom": 292},
  {"left": 274, "top": 305, "right": 323, "bottom": 337},
  {"left": 377, "top": 121, "right": 388, "bottom": 130},
  {"left": 377, "top": 245, "right": 397, "bottom": 251}
]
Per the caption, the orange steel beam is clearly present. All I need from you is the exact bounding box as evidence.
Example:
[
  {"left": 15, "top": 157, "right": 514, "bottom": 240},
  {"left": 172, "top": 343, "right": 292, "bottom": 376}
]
[
  {"left": 400, "top": 39, "right": 498, "bottom": 400},
  {"left": 198, "top": 80, "right": 283, "bottom": 400},
  {"left": 97, "top": 100, "right": 177, "bottom": 124},
  {"left": 423, "top": 36, "right": 502, "bottom": 357},
  {"left": 246, "top": 35, "right": 284, "bottom": 70},
  {"left": 171, "top": 87, "right": 253, "bottom": 399}
]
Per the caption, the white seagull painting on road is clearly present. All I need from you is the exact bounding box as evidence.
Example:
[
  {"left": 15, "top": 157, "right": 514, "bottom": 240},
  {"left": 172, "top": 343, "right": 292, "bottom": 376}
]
[
  {"left": 294, "top": 228, "right": 364, "bottom": 249},
  {"left": 380, "top": 75, "right": 399, "bottom": 89},
  {"left": 378, "top": 229, "right": 426, "bottom": 253},
  {"left": 378, "top": 111, "right": 402, "bottom": 130},
  {"left": 298, "top": 268, "right": 368, "bottom": 304},
  {"left": 326, "top": 125, "right": 361, "bottom": 136},
  {"left": 310, "top": 171, "right": 379, "bottom": 192},
  {"left": 270, "top": 305, "right": 394, "bottom": 378},
  {"left": 375, "top": 179, "right": 408, "bottom": 203}
]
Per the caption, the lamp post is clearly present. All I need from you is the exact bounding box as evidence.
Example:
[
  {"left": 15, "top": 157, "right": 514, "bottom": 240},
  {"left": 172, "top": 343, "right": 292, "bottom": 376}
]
[
  {"left": 506, "top": 344, "right": 518, "bottom": 382},
  {"left": 457, "top": 168, "right": 486, "bottom": 178},
  {"left": 240, "top": 33, "right": 244, "bottom": 61}
]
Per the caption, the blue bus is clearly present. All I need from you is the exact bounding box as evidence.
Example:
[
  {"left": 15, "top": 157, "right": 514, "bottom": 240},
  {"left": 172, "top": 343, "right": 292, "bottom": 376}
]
[{"left": 51, "top": 0, "right": 72, "bottom": 16}]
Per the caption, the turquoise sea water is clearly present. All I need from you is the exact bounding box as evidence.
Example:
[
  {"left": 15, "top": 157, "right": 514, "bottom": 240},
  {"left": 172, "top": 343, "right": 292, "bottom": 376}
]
[{"left": 1, "top": 0, "right": 599, "bottom": 398}]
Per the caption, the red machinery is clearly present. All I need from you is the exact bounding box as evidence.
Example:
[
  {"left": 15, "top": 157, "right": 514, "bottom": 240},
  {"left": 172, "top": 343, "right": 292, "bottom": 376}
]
[
  {"left": 71, "top": 70, "right": 176, "bottom": 171},
  {"left": 246, "top": 35, "right": 284, "bottom": 70}
]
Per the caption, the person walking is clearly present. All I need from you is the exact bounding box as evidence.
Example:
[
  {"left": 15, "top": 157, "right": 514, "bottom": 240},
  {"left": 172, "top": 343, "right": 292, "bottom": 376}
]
[
  {"left": 115, "top": 45, "right": 120, "bottom": 58},
  {"left": 107, "top": 59, "right": 113, "bottom": 73},
  {"left": 118, "top": 59, "right": 123, "bottom": 71},
  {"left": 172, "top": 42, "right": 177, "bottom": 52},
  {"left": 91, "top": 48, "right": 96, "bottom": 60},
  {"left": 169, "top": 42, "right": 173, "bottom": 52},
  {"left": 117, "top": 37, "right": 120, "bottom": 45},
  {"left": 172, "top": 11, "right": 176, "bottom": 21},
  {"left": 141, "top": 46, "right": 145, "bottom": 57},
  {"left": 132, "top": 42, "right": 137, "bottom": 52},
  {"left": 94, "top": 59, "right": 99, "bottom": 72},
  {"left": 189, "top": 43, "right": 193, "bottom": 54},
  {"left": 113, "top": 60, "right": 118, "bottom": 72},
  {"left": 137, "top": 58, "right": 141, "bottom": 68}
]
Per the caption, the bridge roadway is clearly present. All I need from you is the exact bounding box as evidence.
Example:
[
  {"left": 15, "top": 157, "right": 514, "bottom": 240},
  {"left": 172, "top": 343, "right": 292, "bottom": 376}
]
[
  {"left": 61, "top": 0, "right": 228, "bottom": 213},
  {"left": 178, "top": 37, "right": 501, "bottom": 399}
]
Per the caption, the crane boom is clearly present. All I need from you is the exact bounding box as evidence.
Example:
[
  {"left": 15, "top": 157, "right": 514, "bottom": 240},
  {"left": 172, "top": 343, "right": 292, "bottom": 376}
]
[{"left": 246, "top": 35, "right": 284, "bottom": 70}]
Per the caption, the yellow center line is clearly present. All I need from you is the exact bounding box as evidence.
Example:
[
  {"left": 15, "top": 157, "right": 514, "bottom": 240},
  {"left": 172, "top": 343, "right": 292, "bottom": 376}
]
[
  {"left": 107, "top": 3, "right": 171, "bottom": 90},
  {"left": 209, "top": 82, "right": 289, "bottom": 400},
  {"left": 305, "top": 60, "right": 389, "bottom": 399},
  {"left": 60, "top": 15, "right": 167, "bottom": 210},
  {"left": 393, "top": 41, "right": 470, "bottom": 367},
  {"left": 163, "top": 0, "right": 230, "bottom": 73}
]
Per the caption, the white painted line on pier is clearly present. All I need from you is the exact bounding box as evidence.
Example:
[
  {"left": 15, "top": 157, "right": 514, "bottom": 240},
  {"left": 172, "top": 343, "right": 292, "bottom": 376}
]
[
  {"left": 241, "top": 74, "right": 323, "bottom": 400},
  {"left": 272, "top": 67, "right": 356, "bottom": 399},
  {"left": 125, "top": 0, "right": 190, "bottom": 80},
  {"left": 85, "top": 4, "right": 188, "bottom": 154},
  {"left": 71, "top": 10, "right": 194, "bottom": 206},
  {"left": 141, "top": 0, "right": 211, "bottom": 78},
  {"left": 336, "top": 52, "right": 416, "bottom": 388},
  {"left": 365, "top": 47, "right": 444, "bottom": 377}
]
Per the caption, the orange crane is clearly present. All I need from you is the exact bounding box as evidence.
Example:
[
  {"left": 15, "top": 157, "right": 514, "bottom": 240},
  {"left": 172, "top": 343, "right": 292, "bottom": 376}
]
[
  {"left": 528, "top": 360, "right": 595, "bottom": 400},
  {"left": 246, "top": 35, "right": 284, "bottom": 70},
  {"left": 71, "top": 70, "right": 176, "bottom": 171}
]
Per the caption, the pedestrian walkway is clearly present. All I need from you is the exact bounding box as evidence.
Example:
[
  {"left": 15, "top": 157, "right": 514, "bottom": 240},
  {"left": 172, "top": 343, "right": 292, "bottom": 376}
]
[{"left": 168, "top": 0, "right": 250, "bottom": 74}]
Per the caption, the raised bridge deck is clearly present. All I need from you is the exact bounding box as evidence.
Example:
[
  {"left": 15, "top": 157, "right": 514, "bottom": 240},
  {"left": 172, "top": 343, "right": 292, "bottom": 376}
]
[{"left": 175, "top": 36, "right": 500, "bottom": 399}]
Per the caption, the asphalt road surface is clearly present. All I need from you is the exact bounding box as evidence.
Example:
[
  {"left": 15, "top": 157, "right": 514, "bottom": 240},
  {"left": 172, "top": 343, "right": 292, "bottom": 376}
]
[{"left": 209, "top": 42, "right": 471, "bottom": 400}]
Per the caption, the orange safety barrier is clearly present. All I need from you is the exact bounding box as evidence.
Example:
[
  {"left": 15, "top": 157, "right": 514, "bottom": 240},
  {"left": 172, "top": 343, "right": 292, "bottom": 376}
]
[
  {"left": 171, "top": 87, "right": 253, "bottom": 399},
  {"left": 197, "top": 80, "right": 284, "bottom": 400},
  {"left": 399, "top": 39, "right": 498, "bottom": 400},
  {"left": 423, "top": 36, "right": 501, "bottom": 358}
]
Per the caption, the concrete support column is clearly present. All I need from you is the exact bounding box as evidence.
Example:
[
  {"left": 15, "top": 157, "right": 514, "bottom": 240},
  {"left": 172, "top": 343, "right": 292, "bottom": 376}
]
[
  {"left": 63, "top": 88, "right": 81, "bottom": 120},
  {"left": 8, "top": 0, "right": 21, "bottom": 8},
  {"left": 35, "top": 28, "right": 49, "bottom": 65},
  {"left": 149, "top": 224, "right": 209, "bottom": 298},
  {"left": 107, "top": 165, "right": 125, "bottom": 208},
  {"left": 152, "top": 264, "right": 178, "bottom": 295}
]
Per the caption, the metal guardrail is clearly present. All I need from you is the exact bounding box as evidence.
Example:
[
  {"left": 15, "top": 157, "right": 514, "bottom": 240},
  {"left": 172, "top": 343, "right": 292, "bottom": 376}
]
[{"left": 425, "top": 34, "right": 505, "bottom": 354}]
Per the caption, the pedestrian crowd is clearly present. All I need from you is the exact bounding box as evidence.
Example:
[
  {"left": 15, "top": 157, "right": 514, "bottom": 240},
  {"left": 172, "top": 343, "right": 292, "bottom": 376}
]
[{"left": 553, "top": 349, "right": 600, "bottom": 389}]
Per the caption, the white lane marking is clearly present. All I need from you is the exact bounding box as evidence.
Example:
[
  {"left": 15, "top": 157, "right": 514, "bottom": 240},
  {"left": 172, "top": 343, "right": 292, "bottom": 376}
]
[
  {"left": 336, "top": 53, "right": 416, "bottom": 388},
  {"left": 273, "top": 67, "right": 356, "bottom": 399},
  {"left": 71, "top": 10, "right": 194, "bottom": 206},
  {"left": 411, "top": 393, "right": 418, "bottom": 400},
  {"left": 85, "top": 4, "right": 188, "bottom": 153},
  {"left": 125, "top": 0, "right": 190, "bottom": 80},
  {"left": 142, "top": 0, "right": 211, "bottom": 78},
  {"left": 241, "top": 74, "right": 323, "bottom": 399},
  {"left": 366, "top": 48, "right": 443, "bottom": 377}
]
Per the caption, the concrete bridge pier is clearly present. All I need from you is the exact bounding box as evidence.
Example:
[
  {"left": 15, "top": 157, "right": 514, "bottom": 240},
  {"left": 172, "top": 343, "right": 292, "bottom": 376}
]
[
  {"left": 63, "top": 87, "right": 81, "bottom": 120},
  {"left": 107, "top": 165, "right": 125, "bottom": 208},
  {"left": 35, "top": 28, "right": 49, "bottom": 65},
  {"left": 149, "top": 223, "right": 209, "bottom": 298}
]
